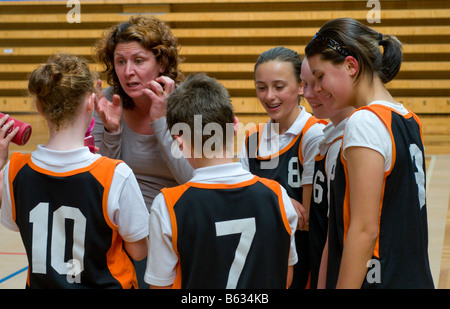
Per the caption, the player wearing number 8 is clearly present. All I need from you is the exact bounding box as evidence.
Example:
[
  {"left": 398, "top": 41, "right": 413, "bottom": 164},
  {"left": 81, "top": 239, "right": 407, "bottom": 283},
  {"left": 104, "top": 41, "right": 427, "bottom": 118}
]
[
  {"left": 239, "top": 47, "right": 326, "bottom": 289},
  {"left": 1, "top": 54, "right": 149, "bottom": 288},
  {"left": 305, "top": 18, "right": 434, "bottom": 288},
  {"left": 144, "top": 73, "right": 298, "bottom": 289}
]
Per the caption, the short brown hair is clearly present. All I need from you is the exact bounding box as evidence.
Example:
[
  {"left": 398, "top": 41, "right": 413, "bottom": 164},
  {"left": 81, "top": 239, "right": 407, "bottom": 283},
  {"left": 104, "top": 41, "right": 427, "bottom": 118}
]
[
  {"left": 28, "top": 53, "right": 96, "bottom": 130},
  {"left": 94, "top": 15, "right": 184, "bottom": 109},
  {"left": 166, "top": 73, "right": 235, "bottom": 152}
]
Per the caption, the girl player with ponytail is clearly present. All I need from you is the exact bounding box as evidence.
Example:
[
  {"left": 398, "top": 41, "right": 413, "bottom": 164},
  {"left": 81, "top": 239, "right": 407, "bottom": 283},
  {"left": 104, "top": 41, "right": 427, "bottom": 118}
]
[
  {"left": 305, "top": 18, "right": 434, "bottom": 288},
  {"left": 1, "top": 54, "right": 149, "bottom": 289}
]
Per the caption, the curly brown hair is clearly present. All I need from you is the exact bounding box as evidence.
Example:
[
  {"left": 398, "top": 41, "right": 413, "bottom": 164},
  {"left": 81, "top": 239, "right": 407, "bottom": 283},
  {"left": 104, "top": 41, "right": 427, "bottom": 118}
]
[
  {"left": 28, "top": 53, "right": 96, "bottom": 130},
  {"left": 94, "top": 15, "right": 184, "bottom": 109}
]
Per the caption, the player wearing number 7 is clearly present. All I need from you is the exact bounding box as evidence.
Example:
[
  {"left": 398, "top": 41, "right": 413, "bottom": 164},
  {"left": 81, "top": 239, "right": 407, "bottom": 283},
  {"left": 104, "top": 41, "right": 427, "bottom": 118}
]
[
  {"left": 1, "top": 54, "right": 149, "bottom": 288},
  {"left": 305, "top": 18, "right": 434, "bottom": 288},
  {"left": 144, "top": 73, "right": 298, "bottom": 289}
]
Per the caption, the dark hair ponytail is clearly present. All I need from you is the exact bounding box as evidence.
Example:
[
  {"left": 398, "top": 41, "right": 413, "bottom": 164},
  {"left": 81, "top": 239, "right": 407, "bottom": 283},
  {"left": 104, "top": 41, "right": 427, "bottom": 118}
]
[
  {"left": 305, "top": 18, "right": 403, "bottom": 84},
  {"left": 378, "top": 34, "right": 403, "bottom": 83}
]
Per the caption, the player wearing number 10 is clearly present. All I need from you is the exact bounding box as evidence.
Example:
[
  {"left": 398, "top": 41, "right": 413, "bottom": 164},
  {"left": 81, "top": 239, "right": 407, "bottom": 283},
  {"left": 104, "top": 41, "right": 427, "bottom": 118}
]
[
  {"left": 1, "top": 54, "right": 149, "bottom": 288},
  {"left": 305, "top": 18, "right": 434, "bottom": 288},
  {"left": 145, "top": 74, "right": 298, "bottom": 289}
]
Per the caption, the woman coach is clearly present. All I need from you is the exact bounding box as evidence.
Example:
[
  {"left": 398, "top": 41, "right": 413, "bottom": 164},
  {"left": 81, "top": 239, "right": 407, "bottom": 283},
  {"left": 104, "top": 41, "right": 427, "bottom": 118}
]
[{"left": 92, "top": 15, "right": 194, "bottom": 288}]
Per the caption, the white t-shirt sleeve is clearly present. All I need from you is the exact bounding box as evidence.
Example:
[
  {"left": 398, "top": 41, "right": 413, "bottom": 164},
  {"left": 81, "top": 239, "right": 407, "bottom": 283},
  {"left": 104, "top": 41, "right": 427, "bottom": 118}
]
[
  {"left": 301, "top": 123, "right": 325, "bottom": 186},
  {"left": 0, "top": 162, "right": 19, "bottom": 232},
  {"left": 144, "top": 192, "right": 178, "bottom": 286},
  {"left": 108, "top": 162, "right": 149, "bottom": 242},
  {"left": 280, "top": 185, "right": 299, "bottom": 266},
  {"left": 342, "top": 110, "right": 392, "bottom": 171}
]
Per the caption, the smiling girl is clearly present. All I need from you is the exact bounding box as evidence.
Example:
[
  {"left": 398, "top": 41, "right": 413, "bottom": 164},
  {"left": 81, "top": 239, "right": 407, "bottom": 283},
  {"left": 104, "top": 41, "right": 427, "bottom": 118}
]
[
  {"left": 239, "top": 47, "right": 326, "bottom": 289},
  {"left": 305, "top": 18, "right": 434, "bottom": 289},
  {"left": 301, "top": 58, "right": 355, "bottom": 289}
]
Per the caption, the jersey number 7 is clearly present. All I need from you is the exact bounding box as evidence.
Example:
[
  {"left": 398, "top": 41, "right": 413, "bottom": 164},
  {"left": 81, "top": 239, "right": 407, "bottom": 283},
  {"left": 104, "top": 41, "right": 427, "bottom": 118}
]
[{"left": 215, "top": 218, "right": 256, "bottom": 289}]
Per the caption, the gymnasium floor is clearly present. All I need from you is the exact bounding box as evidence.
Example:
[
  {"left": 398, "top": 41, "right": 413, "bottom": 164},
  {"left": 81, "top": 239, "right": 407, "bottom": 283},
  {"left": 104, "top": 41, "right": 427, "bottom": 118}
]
[{"left": 0, "top": 115, "right": 449, "bottom": 289}]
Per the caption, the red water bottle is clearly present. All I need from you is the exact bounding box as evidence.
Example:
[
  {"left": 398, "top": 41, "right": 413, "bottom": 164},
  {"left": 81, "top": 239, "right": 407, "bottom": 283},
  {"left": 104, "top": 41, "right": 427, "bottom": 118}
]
[
  {"left": 84, "top": 117, "right": 96, "bottom": 154},
  {"left": 0, "top": 112, "right": 32, "bottom": 146}
]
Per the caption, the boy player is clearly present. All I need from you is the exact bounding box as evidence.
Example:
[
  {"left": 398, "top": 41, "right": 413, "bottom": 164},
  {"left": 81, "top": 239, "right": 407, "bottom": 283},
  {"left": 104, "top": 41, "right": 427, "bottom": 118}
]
[{"left": 144, "top": 73, "right": 298, "bottom": 289}]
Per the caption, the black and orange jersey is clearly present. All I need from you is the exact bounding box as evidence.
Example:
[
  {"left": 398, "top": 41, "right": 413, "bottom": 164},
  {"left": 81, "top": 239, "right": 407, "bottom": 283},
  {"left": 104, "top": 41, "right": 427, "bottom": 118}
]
[
  {"left": 161, "top": 176, "right": 292, "bottom": 289},
  {"left": 308, "top": 135, "right": 342, "bottom": 289},
  {"left": 244, "top": 116, "right": 325, "bottom": 289},
  {"left": 327, "top": 104, "right": 434, "bottom": 288},
  {"left": 8, "top": 153, "right": 138, "bottom": 289},
  {"left": 245, "top": 117, "right": 323, "bottom": 202}
]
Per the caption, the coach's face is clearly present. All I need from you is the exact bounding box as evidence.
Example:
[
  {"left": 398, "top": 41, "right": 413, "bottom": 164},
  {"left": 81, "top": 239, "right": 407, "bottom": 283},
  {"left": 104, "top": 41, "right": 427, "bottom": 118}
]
[{"left": 113, "top": 41, "right": 165, "bottom": 101}]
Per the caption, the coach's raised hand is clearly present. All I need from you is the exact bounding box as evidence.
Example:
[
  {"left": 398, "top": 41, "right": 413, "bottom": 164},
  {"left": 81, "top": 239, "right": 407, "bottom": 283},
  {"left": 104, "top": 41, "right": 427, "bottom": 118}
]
[
  {"left": 142, "top": 76, "right": 175, "bottom": 123},
  {"left": 94, "top": 79, "right": 123, "bottom": 134}
]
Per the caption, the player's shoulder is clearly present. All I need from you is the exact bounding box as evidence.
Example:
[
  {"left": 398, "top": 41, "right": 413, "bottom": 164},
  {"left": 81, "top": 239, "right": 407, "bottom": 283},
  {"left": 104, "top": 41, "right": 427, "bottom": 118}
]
[{"left": 253, "top": 176, "right": 283, "bottom": 194}]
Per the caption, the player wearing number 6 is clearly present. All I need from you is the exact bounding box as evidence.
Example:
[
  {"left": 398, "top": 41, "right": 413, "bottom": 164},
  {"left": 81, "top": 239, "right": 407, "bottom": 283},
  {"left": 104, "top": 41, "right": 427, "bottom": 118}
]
[
  {"left": 1, "top": 54, "right": 149, "bottom": 288},
  {"left": 144, "top": 73, "right": 298, "bottom": 289},
  {"left": 305, "top": 18, "right": 434, "bottom": 288},
  {"left": 300, "top": 58, "right": 355, "bottom": 289}
]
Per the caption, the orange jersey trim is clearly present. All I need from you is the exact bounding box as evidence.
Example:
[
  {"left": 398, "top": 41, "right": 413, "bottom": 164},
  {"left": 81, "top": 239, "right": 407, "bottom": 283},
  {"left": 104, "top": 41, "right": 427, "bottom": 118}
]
[
  {"left": 8, "top": 153, "right": 136, "bottom": 288},
  {"left": 161, "top": 184, "right": 191, "bottom": 289},
  {"left": 342, "top": 104, "right": 420, "bottom": 258},
  {"left": 8, "top": 152, "right": 30, "bottom": 222},
  {"left": 161, "top": 176, "right": 292, "bottom": 288},
  {"left": 314, "top": 135, "right": 343, "bottom": 179},
  {"left": 245, "top": 117, "right": 326, "bottom": 163},
  {"left": 256, "top": 177, "right": 292, "bottom": 236}
]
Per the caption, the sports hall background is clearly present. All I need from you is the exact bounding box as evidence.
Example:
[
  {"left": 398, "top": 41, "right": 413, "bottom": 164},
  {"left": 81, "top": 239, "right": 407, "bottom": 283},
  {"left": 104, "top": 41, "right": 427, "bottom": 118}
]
[{"left": 0, "top": 0, "right": 449, "bottom": 288}]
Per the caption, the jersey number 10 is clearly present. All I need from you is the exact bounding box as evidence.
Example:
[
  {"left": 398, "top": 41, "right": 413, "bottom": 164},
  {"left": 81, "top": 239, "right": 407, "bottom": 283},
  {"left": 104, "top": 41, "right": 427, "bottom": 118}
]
[{"left": 29, "top": 203, "right": 86, "bottom": 278}]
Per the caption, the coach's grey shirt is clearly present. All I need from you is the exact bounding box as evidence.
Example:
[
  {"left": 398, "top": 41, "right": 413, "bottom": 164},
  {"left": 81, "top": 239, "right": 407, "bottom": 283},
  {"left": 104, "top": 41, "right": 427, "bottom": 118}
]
[{"left": 92, "top": 87, "right": 194, "bottom": 211}]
